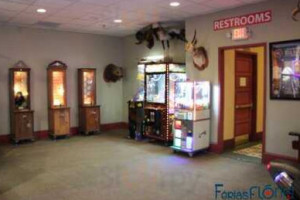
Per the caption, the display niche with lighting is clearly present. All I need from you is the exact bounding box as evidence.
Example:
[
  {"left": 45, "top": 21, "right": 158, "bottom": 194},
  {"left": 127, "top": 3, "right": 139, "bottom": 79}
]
[
  {"left": 144, "top": 62, "right": 186, "bottom": 144},
  {"left": 78, "top": 68, "right": 100, "bottom": 135},
  {"left": 9, "top": 61, "right": 34, "bottom": 143},
  {"left": 47, "top": 61, "right": 70, "bottom": 139}
]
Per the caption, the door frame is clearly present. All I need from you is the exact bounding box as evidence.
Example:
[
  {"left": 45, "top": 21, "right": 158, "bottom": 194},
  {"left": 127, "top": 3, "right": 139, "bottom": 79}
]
[
  {"left": 234, "top": 50, "right": 258, "bottom": 143},
  {"left": 217, "top": 43, "right": 267, "bottom": 161}
]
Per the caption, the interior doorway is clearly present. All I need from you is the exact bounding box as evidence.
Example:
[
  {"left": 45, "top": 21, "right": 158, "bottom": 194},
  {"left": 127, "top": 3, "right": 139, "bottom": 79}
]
[{"left": 218, "top": 43, "right": 267, "bottom": 161}]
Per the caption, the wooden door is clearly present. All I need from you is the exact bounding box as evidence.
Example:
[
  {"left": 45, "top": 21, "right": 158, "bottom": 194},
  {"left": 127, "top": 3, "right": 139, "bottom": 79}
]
[{"left": 234, "top": 51, "right": 257, "bottom": 144}]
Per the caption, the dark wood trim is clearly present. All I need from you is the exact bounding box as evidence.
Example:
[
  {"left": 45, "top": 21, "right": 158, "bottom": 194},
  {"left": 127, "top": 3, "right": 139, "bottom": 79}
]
[
  {"left": 0, "top": 122, "right": 129, "bottom": 144},
  {"left": 101, "top": 122, "right": 128, "bottom": 131},
  {"left": 208, "top": 143, "right": 223, "bottom": 153},
  {"left": 0, "top": 135, "right": 10, "bottom": 144},
  {"left": 262, "top": 152, "right": 297, "bottom": 164},
  {"left": 224, "top": 138, "right": 235, "bottom": 150},
  {"left": 218, "top": 43, "right": 267, "bottom": 162},
  {"left": 250, "top": 131, "right": 263, "bottom": 142}
]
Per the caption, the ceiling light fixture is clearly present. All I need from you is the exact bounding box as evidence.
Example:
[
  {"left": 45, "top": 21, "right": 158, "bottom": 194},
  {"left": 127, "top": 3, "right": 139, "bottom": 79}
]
[
  {"left": 170, "top": 2, "right": 180, "bottom": 7},
  {"left": 37, "top": 8, "right": 47, "bottom": 13},
  {"left": 114, "top": 19, "right": 122, "bottom": 23}
]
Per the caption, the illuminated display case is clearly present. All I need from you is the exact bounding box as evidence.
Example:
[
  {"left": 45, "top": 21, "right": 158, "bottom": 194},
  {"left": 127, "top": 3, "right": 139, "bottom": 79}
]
[
  {"left": 78, "top": 68, "right": 100, "bottom": 135},
  {"left": 9, "top": 61, "right": 34, "bottom": 143},
  {"left": 128, "top": 63, "right": 145, "bottom": 139},
  {"left": 144, "top": 62, "right": 186, "bottom": 144},
  {"left": 171, "top": 81, "right": 211, "bottom": 157},
  {"left": 47, "top": 61, "right": 70, "bottom": 139}
]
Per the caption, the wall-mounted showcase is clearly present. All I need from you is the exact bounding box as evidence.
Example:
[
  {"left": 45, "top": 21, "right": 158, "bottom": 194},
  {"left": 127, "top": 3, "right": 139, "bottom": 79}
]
[
  {"left": 9, "top": 61, "right": 34, "bottom": 143},
  {"left": 144, "top": 62, "right": 186, "bottom": 144},
  {"left": 47, "top": 61, "right": 70, "bottom": 139},
  {"left": 270, "top": 39, "right": 300, "bottom": 100},
  {"left": 78, "top": 68, "right": 100, "bottom": 135}
]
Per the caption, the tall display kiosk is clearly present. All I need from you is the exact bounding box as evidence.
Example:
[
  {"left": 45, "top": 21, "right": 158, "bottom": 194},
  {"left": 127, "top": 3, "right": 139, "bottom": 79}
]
[
  {"left": 9, "top": 61, "right": 34, "bottom": 143},
  {"left": 47, "top": 61, "right": 70, "bottom": 139},
  {"left": 171, "top": 81, "right": 211, "bottom": 157},
  {"left": 78, "top": 68, "right": 101, "bottom": 135},
  {"left": 144, "top": 62, "right": 186, "bottom": 144}
]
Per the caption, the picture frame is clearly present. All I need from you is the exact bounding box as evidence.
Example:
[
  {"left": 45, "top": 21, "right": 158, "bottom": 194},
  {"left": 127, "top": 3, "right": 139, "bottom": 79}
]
[{"left": 270, "top": 39, "right": 300, "bottom": 100}]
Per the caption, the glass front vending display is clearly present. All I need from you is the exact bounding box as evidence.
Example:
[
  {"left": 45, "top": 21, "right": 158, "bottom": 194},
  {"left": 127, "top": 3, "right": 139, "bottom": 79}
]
[
  {"left": 83, "top": 71, "right": 94, "bottom": 105},
  {"left": 52, "top": 71, "right": 65, "bottom": 107},
  {"left": 14, "top": 71, "right": 29, "bottom": 110},
  {"left": 195, "top": 81, "right": 210, "bottom": 110},
  {"left": 174, "top": 82, "right": 194, "bottom": 110},
  {"left": 169, "top": 73, "right": 187, "bottom": 113},
  {"left": 146, "top": 74, "right": 166, "bottom": 103},
  {"left": 134, "top": 64, "right": 145, "bottom": 101}
]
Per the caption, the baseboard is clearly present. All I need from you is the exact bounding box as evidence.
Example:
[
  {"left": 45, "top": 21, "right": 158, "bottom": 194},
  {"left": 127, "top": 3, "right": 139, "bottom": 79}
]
[
  {"left": 101, "top": 122, "right": 128, "bottom": 131},
  {"left": 0, "top": 135, "right": 10, "bottom": 144},
  {"left": 224, "top": 138, "right": 235, "bottom": 150},
  {"left": 251, "top": 131, "right": 263, "bottom": 141},
  {"left": 0, "top": 122, "right": 128, "bottom": 144},
  {"left": 262, "top": 152, "right": 298, "bottom": 164},
  {"left": 209, "top": 143, "right": 223, "bottom": 154}
]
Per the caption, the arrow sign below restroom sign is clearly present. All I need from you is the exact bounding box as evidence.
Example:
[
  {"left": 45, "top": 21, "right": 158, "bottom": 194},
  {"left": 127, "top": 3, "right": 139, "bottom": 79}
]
[{"left": 214, "top": 10, "right": 272, "bottom": 31}]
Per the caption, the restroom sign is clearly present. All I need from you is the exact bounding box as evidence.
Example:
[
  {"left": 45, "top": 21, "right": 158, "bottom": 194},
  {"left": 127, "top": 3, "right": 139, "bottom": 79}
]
[{"left": 214, "top": 10, "right": 272, "bottom": 31}]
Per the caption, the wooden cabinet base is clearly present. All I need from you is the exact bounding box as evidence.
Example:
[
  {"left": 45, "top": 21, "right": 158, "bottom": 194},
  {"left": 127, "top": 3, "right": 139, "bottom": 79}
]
[
  {"left": 11, "top": 110, "right": 34, "bottom": 144},
  {"left": 48, "top": 107, "right": 70, "bottom": 138},
  {"left": 79, "top": 106, "right": 100, "bottom": 135}
]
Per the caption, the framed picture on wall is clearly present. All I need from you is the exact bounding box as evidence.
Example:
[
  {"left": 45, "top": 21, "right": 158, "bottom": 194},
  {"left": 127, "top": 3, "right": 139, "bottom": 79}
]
[{"left": 270, "top": 39, "right": 300, "bottom": 100}]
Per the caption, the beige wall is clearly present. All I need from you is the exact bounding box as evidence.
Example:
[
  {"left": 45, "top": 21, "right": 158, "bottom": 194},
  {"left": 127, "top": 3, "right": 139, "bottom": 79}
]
[
  {"left": 186, "top": 0, "right": 300, "bottom": 157},
  {"left": 0, "top": 26, "right": 124, "bottom": 135},
  {"left": 223, "top": 47, "right": 265, "bottom": 141},
  {"left": 122, "top": 35, "right": 185, "bottom": 121}
]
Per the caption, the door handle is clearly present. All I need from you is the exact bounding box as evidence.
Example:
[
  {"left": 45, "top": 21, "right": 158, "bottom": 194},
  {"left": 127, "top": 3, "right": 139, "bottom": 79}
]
[{"left": 235, "top": 104, "right": 253, "bottom": 109}]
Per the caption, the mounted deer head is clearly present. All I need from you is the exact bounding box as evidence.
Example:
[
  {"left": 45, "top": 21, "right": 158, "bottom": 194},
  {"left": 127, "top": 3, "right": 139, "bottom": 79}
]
[
  {"left": 185, "top": 30, "right": 209, "bottom": 71},
  {"left": 292, "top": 0, "right": 300, "bottom": 21}
]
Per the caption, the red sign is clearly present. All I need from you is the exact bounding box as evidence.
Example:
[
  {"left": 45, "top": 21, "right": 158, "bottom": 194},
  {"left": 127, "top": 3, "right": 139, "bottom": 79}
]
[
  {"left": 214, "top": 10, "right": 272, "bottom": 31},
  {"left": 232, "top": 27, "right": 249, "bottom": 40}
]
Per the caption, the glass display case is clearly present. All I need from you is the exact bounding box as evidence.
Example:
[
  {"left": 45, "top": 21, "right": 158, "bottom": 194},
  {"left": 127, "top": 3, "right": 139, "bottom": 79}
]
[
  {"left": 78, "top": 68, "right": 100, "bottom": 135},
  {"left": 47, "top": 61, "right": 70, "bottom": 139},
  {"left": 172, "top": 81, "right": 211, "bottom": 157},
  {"left": 52, "top": 71, "right": 65, "bottom": 107},
  {"left": 9, "top": 61, "right": 34, "bottom": 143},
  {"left": 144, "top": 62, "right": 186, "bottom": 144},
  {"left": 146, "top": 74, "right": 166, "bottom": 103}
]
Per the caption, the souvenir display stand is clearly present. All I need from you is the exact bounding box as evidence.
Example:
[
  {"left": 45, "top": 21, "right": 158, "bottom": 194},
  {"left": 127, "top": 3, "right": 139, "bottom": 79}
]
[
  {"left": 171, "top": 81, "right": 211, "bottom": 157},
  {"left": 47, "top": 61, "right": 70, "bottom": 139},
  {"left": 144, "top": 62, "right": 186, "bottom": 144},
  {"left": 9, "top": 61, "right": 34, "bottom": 143},
  {"left": 78, "top": 68, "right": 101, "bottom": 135}
]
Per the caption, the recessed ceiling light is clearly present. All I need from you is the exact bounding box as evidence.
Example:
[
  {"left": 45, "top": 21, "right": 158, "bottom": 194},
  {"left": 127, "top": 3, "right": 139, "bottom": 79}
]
[
  {"left": 37, "top": 8, "right": 47, "bottom": 13},
  {"left": 114, "top": 19, "right": 122, "bottom": 23},
  {"left": 170, "top": 2, "right": 180, "bottom": 7}
]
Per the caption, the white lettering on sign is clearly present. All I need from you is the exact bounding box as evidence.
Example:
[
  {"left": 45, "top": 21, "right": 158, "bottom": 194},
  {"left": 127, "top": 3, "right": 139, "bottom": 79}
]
[{"left": 214, "top": 10, "right": 272, "bottom": 31}]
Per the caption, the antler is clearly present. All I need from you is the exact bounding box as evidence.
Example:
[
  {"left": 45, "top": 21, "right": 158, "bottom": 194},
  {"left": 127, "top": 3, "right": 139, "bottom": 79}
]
[
  {"left": 292, "top": 0, "right": 300, "bottom": 21},
  {"left": 191, "top": 30, "right": 197, "bottom": 46}
]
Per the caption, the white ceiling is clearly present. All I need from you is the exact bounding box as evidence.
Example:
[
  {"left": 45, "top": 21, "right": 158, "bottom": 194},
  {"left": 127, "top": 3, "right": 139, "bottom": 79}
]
[{"left": 0, "top": 0, "right": 267, "bottom": 37}]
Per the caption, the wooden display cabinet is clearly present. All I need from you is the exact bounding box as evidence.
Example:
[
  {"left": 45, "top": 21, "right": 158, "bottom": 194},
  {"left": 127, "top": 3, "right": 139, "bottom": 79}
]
[
  {"left": 47, "top": 61, "right": 70, "bottom": 139},
  {"left": 78, "top": 68, "right": 100, "bottom": 135},
  {"left": 9, "top": 61, "right": 34, "bottom": 143}
]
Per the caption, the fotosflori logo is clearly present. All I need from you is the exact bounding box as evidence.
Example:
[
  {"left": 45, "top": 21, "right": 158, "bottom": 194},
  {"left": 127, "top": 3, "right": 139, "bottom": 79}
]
[{"left": 215, "top": 183, "right": 294, "bottom": 200}]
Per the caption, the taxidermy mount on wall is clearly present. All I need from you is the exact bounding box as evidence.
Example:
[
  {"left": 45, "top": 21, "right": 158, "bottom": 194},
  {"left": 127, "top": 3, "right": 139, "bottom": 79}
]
[
  {"left": 135, "top": 22, "right": 186, "bottom": 50},
  {"left": 185, "top": 30, "right": 209, "bottom": 71},
  {"left": 103, "top": 64, "right": 123, "bottom": 82},
  {"left": 292, "top": 0, "right": 300, "bottom": 21}
]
